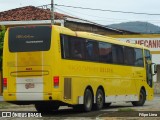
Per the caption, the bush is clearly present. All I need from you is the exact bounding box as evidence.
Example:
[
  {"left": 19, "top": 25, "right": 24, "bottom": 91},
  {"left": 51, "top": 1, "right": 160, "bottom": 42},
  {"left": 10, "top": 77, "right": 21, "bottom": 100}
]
[{"left": 0, "top": 26, "right": 6, "bottom": 70}]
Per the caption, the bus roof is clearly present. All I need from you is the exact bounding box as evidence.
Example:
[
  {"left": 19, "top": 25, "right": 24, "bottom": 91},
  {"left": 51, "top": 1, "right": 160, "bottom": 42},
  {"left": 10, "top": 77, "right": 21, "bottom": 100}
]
[
  {"left": 53, "top": 25, "right": 149, "bottom": 50},
  {"left": 8, "top": 25, "right": 149, "bottom": 50}
]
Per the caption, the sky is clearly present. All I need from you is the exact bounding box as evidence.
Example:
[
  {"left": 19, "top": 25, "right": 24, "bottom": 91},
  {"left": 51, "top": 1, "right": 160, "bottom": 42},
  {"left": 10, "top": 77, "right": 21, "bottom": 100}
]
[{"left": 0, "top": 0, "right": 160, "bottom": 26}]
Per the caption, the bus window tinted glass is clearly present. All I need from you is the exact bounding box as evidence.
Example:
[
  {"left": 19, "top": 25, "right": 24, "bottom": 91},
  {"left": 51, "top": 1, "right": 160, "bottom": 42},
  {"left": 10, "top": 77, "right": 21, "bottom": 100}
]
[
  {"left": 70, "top": 37, "right": 85, "bottom": 60},
  {"left": 61, "top": 35, "right": 70, "bottom": 58},
  {"left": 124, "top": 47, "right": 135, "bottom": 65},
  {"left": 112, "top": 45, "right": 124, "bottom": 64},
  {"left": 85, "top": 40, "right": 98, "bottom": 61},
  {"left": 9, "top": 26, "right": 51, "bottom": 52},
  {"left": 134, "top": 48, "right": 144, "bottom": 67},
  {"left": 61, "top": 35, "right": 85, "bottom": 60},
  {"left": 145, "top": 50, "right": 151, "bottom": 61},
  {"left": 99, "top": 42, "right": 112, "bottom": 63}
]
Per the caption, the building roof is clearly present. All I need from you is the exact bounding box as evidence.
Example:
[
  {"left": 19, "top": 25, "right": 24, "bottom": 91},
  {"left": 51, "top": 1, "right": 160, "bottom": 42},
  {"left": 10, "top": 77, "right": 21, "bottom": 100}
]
[
  {"left": 0, "top": 6, "right": 72, "bottom": 21},
  {"left": 0, "top": 6, "right": 138, "bottom": 34}
]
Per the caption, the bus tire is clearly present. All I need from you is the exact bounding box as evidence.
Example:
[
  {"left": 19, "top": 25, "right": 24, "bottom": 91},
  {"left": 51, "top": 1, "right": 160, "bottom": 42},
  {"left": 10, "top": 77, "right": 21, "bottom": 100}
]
[
  {"left": 84, "top": 89, "right": 93, "bottom": 112},
  {"left": 132, "top": 89, "right": 146, "bottom": 106},
  {"left": 95, "top": 89, "right": 104, "bottom": 110},
  {"left": 35, "top": 103, "right": 59, "bottom": 113}
]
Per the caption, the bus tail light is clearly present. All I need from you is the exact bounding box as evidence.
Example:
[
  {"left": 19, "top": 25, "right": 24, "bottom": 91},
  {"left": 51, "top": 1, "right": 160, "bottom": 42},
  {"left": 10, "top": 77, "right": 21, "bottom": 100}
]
[
  {"left": 3, "top": 78, "right": 7, "bottom": 89},
  {"left": 53, "top": 76, "right": 59, "bottom": 88}
]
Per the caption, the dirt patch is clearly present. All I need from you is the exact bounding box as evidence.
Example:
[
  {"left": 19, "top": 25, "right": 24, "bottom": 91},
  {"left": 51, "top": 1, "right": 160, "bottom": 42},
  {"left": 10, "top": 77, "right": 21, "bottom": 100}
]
[
  {"left": 0, "top": 102, "right": 35, "bottom": 111},
  {"left": 0, "top": 102, "right": 12, "bottom": 109}
]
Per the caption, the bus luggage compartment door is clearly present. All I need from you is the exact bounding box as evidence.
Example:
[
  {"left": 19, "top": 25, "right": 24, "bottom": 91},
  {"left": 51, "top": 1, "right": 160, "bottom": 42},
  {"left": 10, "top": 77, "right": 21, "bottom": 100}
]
[{"left": 8, "top": 66, "right": 52, "bottom": 100}]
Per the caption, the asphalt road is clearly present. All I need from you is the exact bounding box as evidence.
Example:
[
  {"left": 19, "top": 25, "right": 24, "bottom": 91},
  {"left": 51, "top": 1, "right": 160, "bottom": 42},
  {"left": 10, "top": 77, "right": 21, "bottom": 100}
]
[
  {"left": 40, "top": 95, "right": 160, "bottom": 118},
  {"left": 0, "top": 95, "right": 160, "bottom": 119},
  {"left": 0, "top": 96, "right": 3, "bottom": 101}
]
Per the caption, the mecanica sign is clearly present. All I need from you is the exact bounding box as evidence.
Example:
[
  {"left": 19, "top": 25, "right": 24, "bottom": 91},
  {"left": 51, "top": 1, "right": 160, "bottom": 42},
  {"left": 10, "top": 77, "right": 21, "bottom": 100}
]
[{"left": 118, "top": 38, "right": 160, "bottom": 52}]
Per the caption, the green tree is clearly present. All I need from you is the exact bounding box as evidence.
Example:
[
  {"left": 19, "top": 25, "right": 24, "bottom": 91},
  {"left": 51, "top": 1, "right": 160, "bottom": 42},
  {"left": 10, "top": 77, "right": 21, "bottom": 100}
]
[{"left": 0, "top": 26, "right": 6, "bottom": 70}]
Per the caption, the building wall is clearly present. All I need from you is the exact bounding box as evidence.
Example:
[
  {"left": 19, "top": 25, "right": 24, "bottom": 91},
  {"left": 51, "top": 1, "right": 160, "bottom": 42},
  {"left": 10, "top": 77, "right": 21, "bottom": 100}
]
[
  {"left": 154, "top": 82, "right": 160, "bottom": 94},
  {"left": 65, "top": 21, "right": 124, "bottom": 35}
]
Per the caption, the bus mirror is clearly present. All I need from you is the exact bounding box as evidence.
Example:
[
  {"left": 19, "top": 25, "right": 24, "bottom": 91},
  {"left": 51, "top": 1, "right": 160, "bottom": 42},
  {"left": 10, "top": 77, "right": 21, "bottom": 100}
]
[
  {"left": 154, "top": 64, "right": 157, "bottom": 74},
  {"left": 152, "top": 63, "right": 157, "bottom": 75}
]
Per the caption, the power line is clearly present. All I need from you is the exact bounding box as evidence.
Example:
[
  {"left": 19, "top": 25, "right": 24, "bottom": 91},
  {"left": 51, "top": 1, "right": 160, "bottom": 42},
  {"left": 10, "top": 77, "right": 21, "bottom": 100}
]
[
  {"left": 37, "top": 4, "right": 160, "bottom": 26},
  {"left": 55, "top": 7, "right": 80, "bottom": 18},
  {"left": 54, "top": 4, "right": 160, "bottom": 16},
  {"left": 56, "top": 7, "right": 133, "bottom": 21},
  {"left": 38, "top": 4, "right": 160, "bottom": 16},
  {"left": 56, "top": 6, "right": 160, "bottom": 24}
]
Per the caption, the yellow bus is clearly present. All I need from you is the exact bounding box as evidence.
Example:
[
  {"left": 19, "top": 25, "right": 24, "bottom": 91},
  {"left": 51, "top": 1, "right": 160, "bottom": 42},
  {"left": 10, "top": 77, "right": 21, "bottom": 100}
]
[{"left": 3, "top": 25, "right": 156, "bottom": 112}]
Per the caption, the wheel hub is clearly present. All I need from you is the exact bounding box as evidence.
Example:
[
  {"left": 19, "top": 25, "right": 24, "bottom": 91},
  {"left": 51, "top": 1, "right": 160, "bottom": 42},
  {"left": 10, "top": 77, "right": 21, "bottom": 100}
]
[{"left": 97, "top": 94, "right": 103, "bottom": 105}]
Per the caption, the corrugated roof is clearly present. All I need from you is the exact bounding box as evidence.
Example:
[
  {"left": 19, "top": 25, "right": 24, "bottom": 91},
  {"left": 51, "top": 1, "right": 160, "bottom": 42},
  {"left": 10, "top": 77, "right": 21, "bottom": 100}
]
[
  {"left": 0, "top": 6, "right": 138, "bottom": 34},
  {"left": 0, "top": 6, "right": 72, "bottom": 21}
]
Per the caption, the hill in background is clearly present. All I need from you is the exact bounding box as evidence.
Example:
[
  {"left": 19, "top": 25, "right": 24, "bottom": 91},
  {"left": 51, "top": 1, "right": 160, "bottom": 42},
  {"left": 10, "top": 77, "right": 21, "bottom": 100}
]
[{"left": 108, "top": 21, "right": 160, "bottom": 34}]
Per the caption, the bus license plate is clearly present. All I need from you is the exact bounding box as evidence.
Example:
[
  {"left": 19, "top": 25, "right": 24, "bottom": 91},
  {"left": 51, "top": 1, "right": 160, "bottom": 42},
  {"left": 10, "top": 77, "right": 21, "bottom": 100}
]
[{"left": 25, "top": 83, "right": 35, "bottom": 89}]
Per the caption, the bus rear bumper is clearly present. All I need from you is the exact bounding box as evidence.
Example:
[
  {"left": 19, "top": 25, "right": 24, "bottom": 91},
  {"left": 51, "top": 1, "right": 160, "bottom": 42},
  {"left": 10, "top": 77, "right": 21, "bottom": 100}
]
[{"left": 3, "top": 92, "right": 61, "bottom": 101}]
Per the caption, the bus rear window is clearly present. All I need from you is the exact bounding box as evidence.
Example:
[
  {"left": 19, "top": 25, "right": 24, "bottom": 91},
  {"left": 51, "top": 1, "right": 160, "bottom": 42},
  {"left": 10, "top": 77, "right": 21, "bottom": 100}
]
[{"left": 9, "top": 26, "right": 51, "bottom": 52}]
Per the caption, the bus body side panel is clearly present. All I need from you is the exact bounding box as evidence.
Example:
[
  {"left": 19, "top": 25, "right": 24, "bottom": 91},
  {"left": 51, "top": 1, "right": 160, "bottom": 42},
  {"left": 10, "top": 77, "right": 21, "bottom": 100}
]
[
  {"left": 50, "top": 29, "right": 63, "bottom": 102},
  {"left": 3, "top": 30, "right": 17, "bottom": 101},
  {"left": 59, "top": 60, "right": 140, "bottom": 105},
  {"left": 146, "top": 85, "right": 154, "bottom": 100},
  {"left": 57, "top": 32, "right": 152, "bottom": 105}
]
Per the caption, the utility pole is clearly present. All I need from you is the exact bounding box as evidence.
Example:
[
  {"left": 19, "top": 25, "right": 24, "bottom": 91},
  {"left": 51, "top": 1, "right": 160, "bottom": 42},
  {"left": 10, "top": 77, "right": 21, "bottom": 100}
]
[{"left": 51, "top": 0, "right": 54, "bottom": 25}]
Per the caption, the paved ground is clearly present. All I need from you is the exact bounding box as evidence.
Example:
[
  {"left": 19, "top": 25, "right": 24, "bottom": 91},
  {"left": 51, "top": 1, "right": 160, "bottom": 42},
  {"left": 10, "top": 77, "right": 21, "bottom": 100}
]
[
  {"left": 0, "top": 96, "right": 3, "bottom": 101},
  {"left": 0, "top": 95, "right": 160, "bottom": 119}
]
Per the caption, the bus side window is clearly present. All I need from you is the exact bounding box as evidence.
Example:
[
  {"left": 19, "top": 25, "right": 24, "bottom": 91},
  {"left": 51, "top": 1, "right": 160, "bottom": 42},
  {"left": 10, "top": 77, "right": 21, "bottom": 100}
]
[
  {"left": 85, "top": 40, "right": 99, "bottom": 61},
  {"left": 134, "top": 48, "right": 144, "bottom": 67},
  {"left": 112, "top": 45, "right": 124, "bottom": 64},
  {"left": 145, "top": 50, "right": 152, "bottom": 87},
  {"left": 124, "top": 47, "right": 135, "bottom": 66},
  {"left": 70, "top": 37, "right": 85, "bottom": 60},
  {"left": 145, "top": 50, "right": 151, "bottom": 61},
  {"left": 98, "top": 42, "right": 112, "bottom": 63},
  {"left": 61, "top": 34, "right": 86, "bottom": 60},
  {"left": 60, "top": 35, "right": 70, "bottom": 59},
  {"left": 73, "top": 48, "right": 82, "bottom": 58}
]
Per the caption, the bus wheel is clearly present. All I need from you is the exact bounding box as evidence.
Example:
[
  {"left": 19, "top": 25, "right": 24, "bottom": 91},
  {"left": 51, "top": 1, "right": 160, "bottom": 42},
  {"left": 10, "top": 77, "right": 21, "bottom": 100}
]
[
  {"left": 84, "top": 89, "right": 93, "bottom": 112},
  {"left": 132, "top": 89, "right": 146, "bottom": 106},
  {"left": 95, "top": 89, "right": 104, "bottom": 110},
  {"left": 104, "top": 103, "right": 112, "bottom": 108},
  {"left": 35, "top": 103, "right": 59, "bottom": 113}
]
